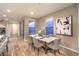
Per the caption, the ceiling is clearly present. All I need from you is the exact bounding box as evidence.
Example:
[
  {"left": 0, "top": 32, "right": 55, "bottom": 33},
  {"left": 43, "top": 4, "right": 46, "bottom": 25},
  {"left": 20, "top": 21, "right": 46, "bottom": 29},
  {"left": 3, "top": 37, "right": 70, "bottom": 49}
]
[{"left": 0, "top": 3, "right": 74, "bottom": 23}]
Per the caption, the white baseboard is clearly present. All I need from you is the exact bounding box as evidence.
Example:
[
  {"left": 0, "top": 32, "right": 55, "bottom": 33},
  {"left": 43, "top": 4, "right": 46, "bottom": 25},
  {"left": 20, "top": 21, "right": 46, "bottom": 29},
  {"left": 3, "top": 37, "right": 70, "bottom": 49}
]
[{"left": 60, "top": 45, "right": 79, "bottom": 54}]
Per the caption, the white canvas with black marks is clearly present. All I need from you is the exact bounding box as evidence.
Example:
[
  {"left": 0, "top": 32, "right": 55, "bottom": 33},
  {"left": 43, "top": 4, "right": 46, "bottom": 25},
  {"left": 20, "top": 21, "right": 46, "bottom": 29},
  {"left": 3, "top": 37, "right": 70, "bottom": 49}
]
[{"left": 56, "top": 16, "right": 71, "bottom": 35}]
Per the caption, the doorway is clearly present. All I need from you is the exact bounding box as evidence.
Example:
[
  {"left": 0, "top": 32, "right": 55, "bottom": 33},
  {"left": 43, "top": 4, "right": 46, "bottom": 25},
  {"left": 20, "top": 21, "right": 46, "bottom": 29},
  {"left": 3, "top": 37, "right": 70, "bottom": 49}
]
[{"left": 12, "top": 24, "right": 19, "bottom": 37}]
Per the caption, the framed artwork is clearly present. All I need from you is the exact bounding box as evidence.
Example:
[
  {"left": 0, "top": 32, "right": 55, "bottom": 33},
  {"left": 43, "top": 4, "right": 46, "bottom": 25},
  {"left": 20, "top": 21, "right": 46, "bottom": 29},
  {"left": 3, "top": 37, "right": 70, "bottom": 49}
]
[{"left": 56, "top": 16, "right": 72, "bottom": 36}]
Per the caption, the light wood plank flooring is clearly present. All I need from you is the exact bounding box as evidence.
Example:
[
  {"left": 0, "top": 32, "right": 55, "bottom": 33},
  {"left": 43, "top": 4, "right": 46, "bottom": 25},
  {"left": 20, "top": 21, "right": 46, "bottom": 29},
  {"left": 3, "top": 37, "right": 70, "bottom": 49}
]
[{"left": 4, "top": 36, "right": 78, "bottom": 56}]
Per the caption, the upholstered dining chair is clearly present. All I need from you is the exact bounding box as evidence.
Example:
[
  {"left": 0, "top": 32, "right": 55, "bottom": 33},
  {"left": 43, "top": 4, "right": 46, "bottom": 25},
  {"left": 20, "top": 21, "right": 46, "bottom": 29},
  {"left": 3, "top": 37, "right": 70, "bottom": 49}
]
[
  {"left": 29, "top": 34, "right": 38, "bottom": 49},
  {"left": 0, "top": 36, "right": 9, "bottom": 56},
  {"left": 32, "top": 37, "right": 44, "bottom": 56},
  {"left": 47, "top": 39, "right": 61, "bottom": 56}
]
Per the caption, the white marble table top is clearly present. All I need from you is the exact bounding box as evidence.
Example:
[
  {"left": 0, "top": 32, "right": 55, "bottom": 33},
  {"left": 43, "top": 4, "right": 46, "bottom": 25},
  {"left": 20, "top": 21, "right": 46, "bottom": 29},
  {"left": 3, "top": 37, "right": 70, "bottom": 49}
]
[
  {"left": 29, "top": 34, "right": 38, "bottom": 37},
  {"left": 36, "top": 37, "right": 60, "bottom": 44},
  {"left": 29, "top": 34, "right": 60, "bottom": 44},
  {"left": 34, "top": 36, "right": 43, "bottom": 39}
]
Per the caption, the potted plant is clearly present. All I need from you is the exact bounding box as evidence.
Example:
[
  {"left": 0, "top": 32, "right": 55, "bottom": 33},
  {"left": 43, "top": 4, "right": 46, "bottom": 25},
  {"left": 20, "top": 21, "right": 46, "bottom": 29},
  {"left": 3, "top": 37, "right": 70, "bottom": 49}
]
[{"left": 38, "top": 28, "right": 45, "bottom": 37}]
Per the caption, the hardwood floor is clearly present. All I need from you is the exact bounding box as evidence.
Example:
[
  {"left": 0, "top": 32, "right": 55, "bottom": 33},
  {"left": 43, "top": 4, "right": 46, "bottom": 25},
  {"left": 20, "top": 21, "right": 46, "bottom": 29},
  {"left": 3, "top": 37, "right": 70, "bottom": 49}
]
[
  {"left": 7, "top": 37, "right": 60, "bottom": 56},
  {"left": 3, "top": 36, "right": 78, "bottom": 56}
]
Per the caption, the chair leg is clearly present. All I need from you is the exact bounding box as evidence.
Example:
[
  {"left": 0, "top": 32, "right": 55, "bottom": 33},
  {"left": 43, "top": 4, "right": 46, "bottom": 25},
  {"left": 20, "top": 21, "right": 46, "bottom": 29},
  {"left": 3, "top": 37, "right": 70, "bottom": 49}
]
[
  {"left": 6, "top": 44, "right": 8, "bottom": 52},
  {"left": 2, "top": 52, "right": 4, "bottom": 56},
  {"left": 58, "top": 49, "right": 60, "bottom": 54},
  {"left": 53, "top": 50, "right": 56, "bottom": 56},
  {"left": 37, "top": 48, "right": 39, "bottom": 56}
]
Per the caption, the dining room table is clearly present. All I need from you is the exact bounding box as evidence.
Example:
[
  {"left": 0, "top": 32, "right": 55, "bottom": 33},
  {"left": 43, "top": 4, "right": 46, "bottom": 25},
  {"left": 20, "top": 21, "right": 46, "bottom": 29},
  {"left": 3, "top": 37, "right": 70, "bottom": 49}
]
[{"left": 34, "top": 36, "right": 61, "bottom": 54}]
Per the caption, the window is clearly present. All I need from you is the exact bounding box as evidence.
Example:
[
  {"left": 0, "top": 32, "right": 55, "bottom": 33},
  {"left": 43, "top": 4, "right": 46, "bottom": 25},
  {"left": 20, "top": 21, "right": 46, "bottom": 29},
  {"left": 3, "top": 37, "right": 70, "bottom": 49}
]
[
  {"left": 45, "top": 17, "right": 54, "bottom": 36},
  {"left": 29, "top": 22, "right": 35, "bottom": 35}
]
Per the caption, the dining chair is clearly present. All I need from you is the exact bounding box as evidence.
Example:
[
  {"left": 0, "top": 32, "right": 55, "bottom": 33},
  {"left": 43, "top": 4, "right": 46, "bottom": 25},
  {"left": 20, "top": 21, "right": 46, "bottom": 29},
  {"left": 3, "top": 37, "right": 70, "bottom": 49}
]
[
  {"left": 29, "top": 34, "right": 39, "bottom": 50},
  {"left": 0, "top": 36, "right": 9, "bottom": 56},
  {"left": 32, "top": 37, "right": 44, "bottom": 56},
  {"left": 47, "top": 39, "right": 61, "bottom": 56}
]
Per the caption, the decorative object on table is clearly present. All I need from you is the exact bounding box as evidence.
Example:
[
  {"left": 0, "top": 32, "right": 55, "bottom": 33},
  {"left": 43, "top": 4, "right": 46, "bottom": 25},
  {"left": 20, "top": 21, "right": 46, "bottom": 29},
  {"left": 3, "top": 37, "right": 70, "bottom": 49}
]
[
  {"left": 56, "top": 16, "right": 72, "bottom": 36},
  {"left": 38, "top": 28, "right": 45, "bottom": 36}
]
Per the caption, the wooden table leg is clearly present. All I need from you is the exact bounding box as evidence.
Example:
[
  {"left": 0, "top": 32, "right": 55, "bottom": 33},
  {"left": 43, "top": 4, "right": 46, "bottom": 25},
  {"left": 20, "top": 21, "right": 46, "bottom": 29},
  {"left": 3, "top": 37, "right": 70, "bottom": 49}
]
[
  {"left": 45, "top": 42, "right": 48, "bottom": 54},
  {"left": 2, "top": 52, "right": 4, "bottom": 56},
  {"left": 37, "top": 48, "right": 39, "bottom": 56}
]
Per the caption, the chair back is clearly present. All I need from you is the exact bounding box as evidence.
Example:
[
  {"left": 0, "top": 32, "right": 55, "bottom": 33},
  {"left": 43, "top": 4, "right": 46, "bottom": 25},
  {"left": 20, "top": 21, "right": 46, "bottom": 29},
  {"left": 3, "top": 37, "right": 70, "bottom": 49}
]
[
  {"left": 33, "top": 38, "right": 39, "bottom": 47},
  {"left": 33, "top": 38, "right": 43, "bottom": 48},
  {"left": 0, "top": 36, "right": 8, "bottom": 54},
  {"left": 53, "top": 39, "right": 61, "bottom": 46},
  {"left": 47, "top": 39, "right": 61, "bottom": 50}
]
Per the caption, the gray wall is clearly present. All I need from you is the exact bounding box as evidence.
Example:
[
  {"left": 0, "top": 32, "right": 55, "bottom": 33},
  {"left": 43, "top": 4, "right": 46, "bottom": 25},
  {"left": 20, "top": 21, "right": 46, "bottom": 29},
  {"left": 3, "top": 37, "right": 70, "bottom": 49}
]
[{"left": 38, "top": 4, "right": 78, "bottom": 50}]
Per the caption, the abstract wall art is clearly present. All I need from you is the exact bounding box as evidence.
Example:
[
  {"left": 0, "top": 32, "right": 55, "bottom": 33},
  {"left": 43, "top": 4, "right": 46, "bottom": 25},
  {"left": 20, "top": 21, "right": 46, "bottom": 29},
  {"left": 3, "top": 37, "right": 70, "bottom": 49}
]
[{"left": 56, "top": 16, "right": 72, "bottom": 36}]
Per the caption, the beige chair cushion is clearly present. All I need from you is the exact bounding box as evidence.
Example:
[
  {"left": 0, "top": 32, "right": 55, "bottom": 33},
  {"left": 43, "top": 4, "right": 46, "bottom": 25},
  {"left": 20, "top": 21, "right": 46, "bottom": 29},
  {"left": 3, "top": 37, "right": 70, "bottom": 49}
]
[
  {"left": 47, "top": 39, "right": 61, "bottom": 50},
  {"left": 33, "top": 38, "right": 44, "bottom": 48}
]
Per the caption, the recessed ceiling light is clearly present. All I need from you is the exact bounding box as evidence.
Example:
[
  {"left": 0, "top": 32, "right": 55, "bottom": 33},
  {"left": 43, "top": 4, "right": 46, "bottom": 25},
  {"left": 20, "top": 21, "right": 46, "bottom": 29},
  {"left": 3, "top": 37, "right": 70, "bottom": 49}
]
[
  {"left": 6, "top": 9, "right": 11, "bottom": 13},
  {"left": 3, "top": 14, "right": 7, "bottom": 17},
  {"left": 30, "top": 11, "right": 34, "bottom": 15}
]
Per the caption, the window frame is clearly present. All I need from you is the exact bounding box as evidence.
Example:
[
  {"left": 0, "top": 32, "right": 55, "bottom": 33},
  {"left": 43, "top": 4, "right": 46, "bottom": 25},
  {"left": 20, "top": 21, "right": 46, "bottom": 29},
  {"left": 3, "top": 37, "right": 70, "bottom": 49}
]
[
  {"left": 28, "top": 21, "right": 35, "bottom": 35},
  {"left": 45, "top": 17, "right": 54, "bottom": 36}
]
